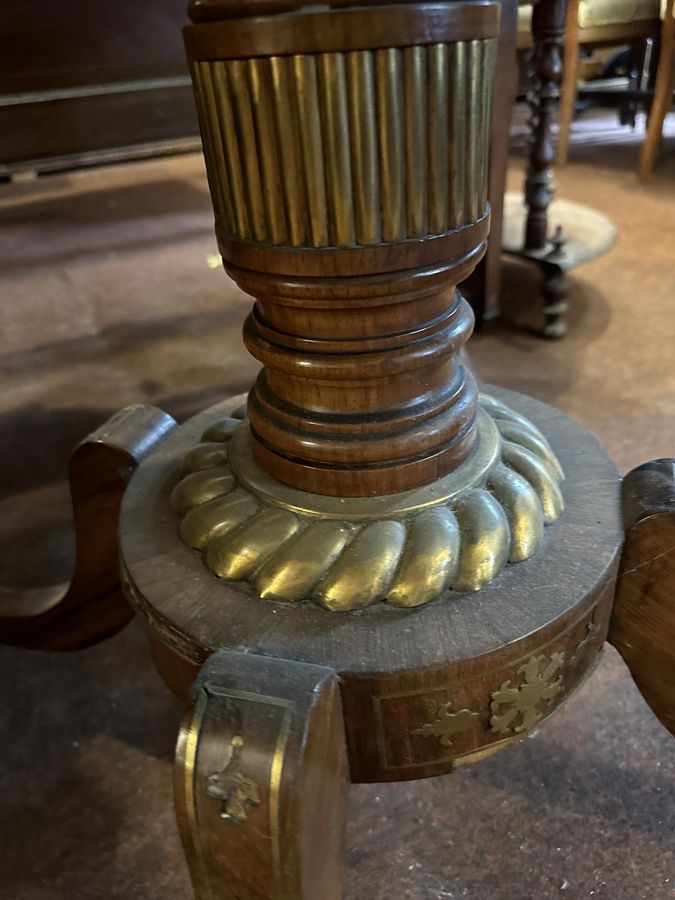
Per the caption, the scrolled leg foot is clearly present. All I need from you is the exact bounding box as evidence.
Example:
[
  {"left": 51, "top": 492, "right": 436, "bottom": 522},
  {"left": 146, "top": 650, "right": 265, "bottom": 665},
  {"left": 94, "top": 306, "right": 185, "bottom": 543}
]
[
  {"left": 175, "top": 650, "right": 348, "bottom": 900},
  {"left": 609, "top": 459, "right": 675, "bottom": 735},
  {"left": 0, "top": 405, "right": 175, "bottom": 650}
]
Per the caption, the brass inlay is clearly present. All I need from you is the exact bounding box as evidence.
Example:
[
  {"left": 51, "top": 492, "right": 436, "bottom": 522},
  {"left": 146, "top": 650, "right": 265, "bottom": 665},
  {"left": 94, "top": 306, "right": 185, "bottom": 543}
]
[
  {"left": 412, "top": 706, "right": 480, "bottom": 747},
  {"left": 187, "top": 686, "right": 294, "bottom": 899},
  {"left": 570, "top": 618, "right": 602, "bottom": 665},
  {"left": 269, "top": 707, "right": 293, "bottom": 893},
  {"left": 490, "top": 653, "right": 565, "bottom": 734},
  {"left": 206, "top": 735, "right": 261, "bottom": 823},
  {"left": 169, "top": 395, "right": 565, "bottom": 610},
  {"left": 183, "top": 690, "right": 211, "bottom": 899},
  {"left": 190, "top": 39, "right": 497, "bottom": 249},
  {"left": 371, "top": 592, "right": 608, "bottom": 771}
]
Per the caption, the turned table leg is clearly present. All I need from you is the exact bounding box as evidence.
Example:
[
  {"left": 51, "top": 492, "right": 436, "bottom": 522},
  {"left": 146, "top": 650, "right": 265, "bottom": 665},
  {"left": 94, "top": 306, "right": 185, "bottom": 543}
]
[
  {"left": 524, "top": 0, "right": 566, "bottom": 252},
  {"left": 175, "top": 651, "right": 349, "bottom": 900},
  {"left": 524, "top": 0, "right": 570, "bottom": 337}
]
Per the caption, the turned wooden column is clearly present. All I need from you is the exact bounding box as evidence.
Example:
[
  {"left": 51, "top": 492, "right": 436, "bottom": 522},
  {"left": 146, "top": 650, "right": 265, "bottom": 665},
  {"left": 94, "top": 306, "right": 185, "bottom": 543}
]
[
  {"left": 184, "top": 0, "right": 499, "bottom": 496},
  {"left": 523, "top": 0, "right": 566, "bottom": 251}
]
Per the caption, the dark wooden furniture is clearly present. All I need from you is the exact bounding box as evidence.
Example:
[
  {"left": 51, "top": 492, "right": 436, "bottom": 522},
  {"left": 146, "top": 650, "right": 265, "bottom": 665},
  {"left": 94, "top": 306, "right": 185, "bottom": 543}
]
[
  {"left": 505, "top": 0, "right": 576, "bottom": 338},
  {"left": 1, "top": 1, "right": 673, "bottom": 897},
  {"left": 0, "top": 0, "right": 199, "bottom": 176},
  {"left": 503, "top": 0, "right": 618, "bottom": 338},
  {"left": 464, "top": 0, "right": 519, "bottom": 323},
  {"left": 556, "top": 0, "right": 662, "bottom": 168}
]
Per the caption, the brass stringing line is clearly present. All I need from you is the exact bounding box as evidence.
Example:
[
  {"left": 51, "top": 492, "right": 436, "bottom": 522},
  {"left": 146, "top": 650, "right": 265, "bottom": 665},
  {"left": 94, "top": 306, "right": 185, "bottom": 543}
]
[
  {"left": 200, "top": 686, "right": 294, "bottom": 896},
  {"left": 270, "top": 711, "right": 294, "bottom": 899},
  {"left": 373, "top": 593, "right": 606, "bottom": 770},
  {"left": 184, "top": 691, "right": 213, "bottom": 900}
]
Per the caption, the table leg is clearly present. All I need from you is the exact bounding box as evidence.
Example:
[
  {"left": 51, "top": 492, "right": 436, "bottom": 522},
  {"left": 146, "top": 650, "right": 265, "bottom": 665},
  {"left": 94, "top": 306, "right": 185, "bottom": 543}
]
[
  {"left": 524, "top": 0, "right": 566, "bottom": 251},
  {"left": 175, "top": 650, "right": 349, "bottom": 900}
]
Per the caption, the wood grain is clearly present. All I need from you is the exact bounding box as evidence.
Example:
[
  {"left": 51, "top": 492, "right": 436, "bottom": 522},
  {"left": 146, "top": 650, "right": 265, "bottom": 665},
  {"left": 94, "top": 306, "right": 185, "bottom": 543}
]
[
  {"left": 121, "top": 387, "right": 624, "bottom": 782},
  {"left": 609, "top": 458, "right": 675, "bottom": 735},
  {"left": 175, "top": 650, "right": 347, "bottom": 899},
  {"left": 183, "top": 0, "right": 498, "bottom": 496},
  {"left": 638, "top": 0, "right": 675, "bottom": 179},
  {"left": 184, "top": 2, "right": 500, "bottom": 59},
  {"left": 0, "top": 405, "right": 175, "bottom": 651}
]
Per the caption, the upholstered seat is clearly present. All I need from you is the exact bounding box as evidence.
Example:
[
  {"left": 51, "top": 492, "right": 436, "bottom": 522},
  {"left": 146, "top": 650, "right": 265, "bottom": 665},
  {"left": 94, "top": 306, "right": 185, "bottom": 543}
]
[
  {"left": 518, "top": 0, "right": 660, "bottom": 32},
  {"left": 519, "top": 0, "right": 668, "bottom": 173}
]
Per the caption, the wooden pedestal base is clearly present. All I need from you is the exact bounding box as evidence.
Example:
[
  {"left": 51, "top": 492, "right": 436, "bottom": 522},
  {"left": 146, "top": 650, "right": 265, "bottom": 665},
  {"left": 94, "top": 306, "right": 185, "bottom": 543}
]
[
  {"left": 113, "top": 386, "right": 629, "bottom": 897},
  {"left": 175, "top": 651, "right": 348, "bottom": 900},
  {"left": 1, "top": 388, "right": 674, "bottom": 898}
]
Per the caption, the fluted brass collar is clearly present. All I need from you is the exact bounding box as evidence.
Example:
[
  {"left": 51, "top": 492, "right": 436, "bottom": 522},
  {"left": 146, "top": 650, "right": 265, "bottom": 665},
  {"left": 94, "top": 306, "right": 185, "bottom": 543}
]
[{"left": 169, "top": 394, "right": 564, "bottom": 611}]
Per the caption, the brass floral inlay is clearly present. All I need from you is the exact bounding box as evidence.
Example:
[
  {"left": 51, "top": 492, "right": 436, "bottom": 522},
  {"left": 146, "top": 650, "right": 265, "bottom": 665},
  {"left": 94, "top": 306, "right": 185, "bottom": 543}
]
[
  {"left": 205, "top": 736, "right": 261, "bottom": 824},
  {"left": 490, "top": 653, "right": 565, "bottom": 734}
]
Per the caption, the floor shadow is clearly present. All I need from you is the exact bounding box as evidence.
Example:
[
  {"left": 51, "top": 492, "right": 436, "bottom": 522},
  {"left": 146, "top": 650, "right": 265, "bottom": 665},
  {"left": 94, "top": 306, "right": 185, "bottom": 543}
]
[
  {"left": 1, "top": 176, "right": 214, "bottom": 274},
  {"left": 470, "top": 257, "right": 612, "bottom": 406}
]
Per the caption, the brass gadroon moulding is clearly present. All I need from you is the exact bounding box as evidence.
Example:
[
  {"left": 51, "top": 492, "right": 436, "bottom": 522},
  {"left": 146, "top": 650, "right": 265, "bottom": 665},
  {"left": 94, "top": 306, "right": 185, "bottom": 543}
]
[{"left": 170, "top": 393, "right": 565, "bottom": 611}]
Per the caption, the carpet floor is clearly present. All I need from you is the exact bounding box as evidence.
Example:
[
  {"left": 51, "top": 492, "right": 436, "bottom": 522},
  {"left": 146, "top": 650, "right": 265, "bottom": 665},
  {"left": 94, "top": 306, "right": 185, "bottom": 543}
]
[{"left": 0, "top": 111, "right": 674, "bottom": 899}]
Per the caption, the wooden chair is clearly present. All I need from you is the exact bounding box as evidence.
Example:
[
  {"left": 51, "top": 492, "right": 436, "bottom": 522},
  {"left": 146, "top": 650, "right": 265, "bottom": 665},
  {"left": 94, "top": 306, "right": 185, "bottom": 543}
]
[
  {"left": 557, "top": 0, "right": 664, "bottom": 164},
  {"left": 639, "top": 0, "right": 675, "bottom": 175},
  {"left": 518, "top": 0, "right": 662, "bottom": 164}
]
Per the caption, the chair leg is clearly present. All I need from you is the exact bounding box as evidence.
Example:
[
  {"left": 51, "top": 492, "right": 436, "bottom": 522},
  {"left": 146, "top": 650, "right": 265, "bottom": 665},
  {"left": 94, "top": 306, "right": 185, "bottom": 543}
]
[
  {"left": 175, "top": 650, "right": 349, "bottom": 900},
  {"left": 639, "top": 0, "right": 675, "bottom": 178},
  {"left": 638, "top": 41, "right": 675, "bottom": 178},
  {"left": 556, "top": 0, "right": 580, "bottom": 167}
]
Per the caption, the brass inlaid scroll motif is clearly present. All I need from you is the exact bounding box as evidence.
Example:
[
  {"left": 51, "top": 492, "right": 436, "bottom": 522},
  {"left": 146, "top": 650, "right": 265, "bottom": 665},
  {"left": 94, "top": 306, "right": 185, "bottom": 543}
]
[
  {"left": 570, "top": 618, "right": 602, "bottom": 665},
  {"left": 412, "top": 705, "right": 480, "bottom": 746},
  {"left": 205, "top": 735, "right": 261, "bottom": 824},
  {"left": 490, "top": 652, "right": 565, "bottom": 734}
]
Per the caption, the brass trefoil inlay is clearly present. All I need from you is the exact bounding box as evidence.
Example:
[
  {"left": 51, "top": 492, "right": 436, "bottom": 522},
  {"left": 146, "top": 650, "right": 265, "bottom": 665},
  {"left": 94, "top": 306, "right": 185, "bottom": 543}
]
[{"left": 205, "top": 736, "right": 261, "bottom": 824}]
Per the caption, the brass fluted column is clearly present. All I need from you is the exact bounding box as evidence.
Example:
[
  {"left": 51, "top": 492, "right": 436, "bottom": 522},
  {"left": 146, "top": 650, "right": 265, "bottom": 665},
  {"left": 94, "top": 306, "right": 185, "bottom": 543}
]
[
  {"left": 170, "top": 0, "right": 565, "bottom": 608},
  {"left": 184, "top": 0, "right": 499, "bottom": 497}
]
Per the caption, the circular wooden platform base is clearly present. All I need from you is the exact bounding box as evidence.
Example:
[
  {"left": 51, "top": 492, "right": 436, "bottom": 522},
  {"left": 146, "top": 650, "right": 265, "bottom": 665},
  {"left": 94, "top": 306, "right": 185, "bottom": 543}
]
[{"left": 120, "top": 387, "right": 623, "bottom": 783}]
